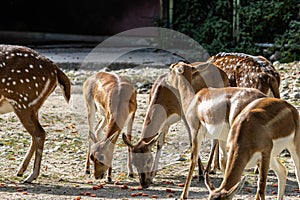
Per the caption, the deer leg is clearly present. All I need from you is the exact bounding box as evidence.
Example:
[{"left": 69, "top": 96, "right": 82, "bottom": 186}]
[
  {"left": 211, "top": 139, "right": 220, "bottom": 174},
  {"left": 86, "top": 104, "right": 96, "bottom": 174},
  {"left": 181, "top": 115, "right": 192, "bottom": 147},
  {"left": 17, "top": 137, "right": 36, "bottom": 177},
  {"left": 16, "top": 111, "right": 46, "bottom": 183},
  {"left": 181, "top": 126, "right": 205, "bottom": 200},
  {"left": 151, "top": 126, "right": 168, "bottom": 178},
  {"left": 197, "top": 156, "right": 205, "bottom": 182},
  {"left": 107, "top": 166, "right": 113, "bottom": 183},
  {"left": 202, "top": 139, "right": 219, "bottom": 176},
  {"left": 270, "top": 156, "right": 287, "bottom": 200},
  {"left": 85, "top": 144, "right": 91, "bottom": 174},
  {"left": 126, "top": 114, "right": 135, "bottom": 178},
  {"left": 25, "top": 129, "right": 45, "bottom": 183},
  {"left": 218, "top": 140, "right": 227, "bottom": 172},
  {"left": 256, "top": 153, "right": 270, "bottom": 200},
  {"left": 287, "top": 144, "right": 300, "bottom": 190},
  {"left": 203, "top": 139, "right": 219, "bottom": 178}
]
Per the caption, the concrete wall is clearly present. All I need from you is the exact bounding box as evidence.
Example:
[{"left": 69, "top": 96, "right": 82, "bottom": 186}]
[{"left": 1, "top": 0, "right": 161, "bottom": 35}]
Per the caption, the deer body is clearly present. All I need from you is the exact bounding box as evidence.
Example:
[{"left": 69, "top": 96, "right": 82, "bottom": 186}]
[
  {"left": 167, "top": 62, "right": 267, "bottom": 199},
  {"left": 208, "top": 52, "right": 281, "bottom": 98},
  {"left": 83, "top": 71, "right": 137, "bottom": 182},
  {"left": 205, "top": 98, "right": 300, "bottom": 200},
  {"left": 123, "top": 62, "right": 229, "bottom": 188},
  {"left": 0, "top": 45, "right": 71, "bottom": 183}
]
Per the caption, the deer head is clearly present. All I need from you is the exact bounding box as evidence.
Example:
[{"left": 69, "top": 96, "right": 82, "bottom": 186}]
[
  {"left": 122, "top": 133, "right": 160, "bottom": 188},
  {"left": 205, "top": 172, "right": 246, "bottom": 200},
  {"left": 89, "top": 131, "right": 119, "bottom": 179},
  {"left": 168, "top": 62, "right": 194, "bottom": 89}
]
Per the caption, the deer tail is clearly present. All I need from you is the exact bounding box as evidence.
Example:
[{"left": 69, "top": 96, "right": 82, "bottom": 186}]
[
  {"left": 56, "top": 68, "right": 71, "bottom": 103},
  {"left": 269, "top": 76, "right": 280, "bottom": 98}
]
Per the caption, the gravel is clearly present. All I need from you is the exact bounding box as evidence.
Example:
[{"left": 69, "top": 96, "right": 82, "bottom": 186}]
[{"left": 0, "top": 60, "right": 299, "bottom": 199}]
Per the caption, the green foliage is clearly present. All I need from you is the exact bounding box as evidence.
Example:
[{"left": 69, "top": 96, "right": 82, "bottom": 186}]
[
  {"left": 192, "top": 16, "right": 233, "bottom": 54},
  {"left": 275, "top": 20, "right": 300, "bottom": 62},
  {"left": 171, "top": 0, "right": 300, "bottom": 62}
]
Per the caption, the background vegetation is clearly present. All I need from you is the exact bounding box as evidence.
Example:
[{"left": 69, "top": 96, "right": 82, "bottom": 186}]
[{"left": 171, "top": 0, "right": 300, "bottom": 62}]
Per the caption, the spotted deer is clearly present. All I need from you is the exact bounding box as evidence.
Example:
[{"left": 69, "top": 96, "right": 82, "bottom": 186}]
[
  {"left": 166, "top": 62, "right": 268, "bottom": 199},
  {"left": 123, "top": 62, "right": 229, "bottom": 188},
  {"left": 207, "top": 52, "right": 283, "bottom": 170},
  {"left": 207, "top": 52, "right": 281, "bottom": 98},
  {"left": 83, "top": 71, "right": 137, "bottom": 182},
  {"left": 0, "top": 45, "right": 71, "bottom": 183},
  {"left": 205, "top": 98, "right": 300, "bottom": 200}
]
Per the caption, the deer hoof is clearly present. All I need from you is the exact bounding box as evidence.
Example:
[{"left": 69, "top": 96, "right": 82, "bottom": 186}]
[
  {"left": 198, "top": 175, "right": 204, "bottom": 182},
  {"left": 107, "top": 177, "right": 112, "bottom": 183},
  {"left": 209, "top": 170, "right": 216, "bottom": 175}
]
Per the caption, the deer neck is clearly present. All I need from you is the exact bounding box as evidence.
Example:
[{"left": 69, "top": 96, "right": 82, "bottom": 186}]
[
  {"left": 140, "top": 103, "right": 168, "bottom": 143},
  {"left": 176, "top": 75, "right": 196, "bottom": 116},
  {"left": 220, "top": 148, "right": 249, "bottom": 191}
]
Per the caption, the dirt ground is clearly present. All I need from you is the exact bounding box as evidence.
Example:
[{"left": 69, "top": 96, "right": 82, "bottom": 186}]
[{"left": 0, "top": 64, "right": 300, "bottom": 200}]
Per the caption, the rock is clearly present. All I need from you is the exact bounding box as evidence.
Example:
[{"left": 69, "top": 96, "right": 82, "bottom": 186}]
[
  {"left": 294, "top": 93, "right": 300, "bottom": 99},
  {"left": 281, "top": 80, "right": 290, "bottom": 89},
  {"left": 281, "top": 90, "right": 290, "bottom": 98}
]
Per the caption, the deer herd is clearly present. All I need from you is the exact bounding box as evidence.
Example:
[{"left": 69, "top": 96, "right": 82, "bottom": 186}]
[{"left": 1, "top": 44, "right": 299, "bottom": 200}]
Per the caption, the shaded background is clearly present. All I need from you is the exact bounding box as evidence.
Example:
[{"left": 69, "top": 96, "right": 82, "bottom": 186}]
[
  {"left": 0, "top": 0, "right": 299, "bottom": 62},
  {"left": 0, "top": 0, "right": 162, "bottom": 35}
]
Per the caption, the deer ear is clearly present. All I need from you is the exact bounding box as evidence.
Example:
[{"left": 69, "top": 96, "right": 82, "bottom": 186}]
[
  {"left": 204, "top": 172, "right": 215, "bottom": 193},
  {"left": 107, "top": 132, "right": 119, "bottom": 143},
  {"left": 103, "top": 132, "right": 119, "bottom": 149},
  {"left": 225, "top": 175, "right": 247, "bottom": 198},
  {"left": 89, "top": 131, "right": 98, "bottom": 143},
  {"left": 145, "top": 132, "right": 162, "bottom": 147},
  {"left": 170, "top": 63, "right": 176, "bottom": 69},
  {"left": 122, "top": 133, "right": 134, "bottom": 148}
]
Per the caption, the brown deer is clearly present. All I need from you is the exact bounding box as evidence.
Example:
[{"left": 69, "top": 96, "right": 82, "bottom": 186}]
[
  {"left": 207, "top": 52, "right": 283, "bottom": 169},
  {"left": 208, "top": 52, "right": 281, "bottom": 98},
  {"left": 166, "top": 62, "right": 268, "bottom": 199},
  {"left": 0, "top": 44, "right": 71, "bottom": 183},
  {"left": 122, "top": 62, "right": 229, "bottom": 188},
  {"left": 205, "top": 97, "right": 300, "bottom": 200},
  {"left": 83, "top": 71, "right": 137, "bottom": 182}
]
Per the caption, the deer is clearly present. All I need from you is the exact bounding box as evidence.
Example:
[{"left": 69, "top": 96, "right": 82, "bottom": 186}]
[
  {"left": 166, "top": 62, "right": 269, "bottom": 199},
  {"left": 207, "top": 52, "right": 283, "bottom": 169},
  {"left": 0, "top": 44, "right": 71, "bottom": 183},
  {"left": 122, "top": 62, "right": 229, "bottom": 188},
  {"left": 83, "top": 71, "right": 137, "bottom": 182},
  {"left": 207, "top": 52, "right": 281, "bottom": 98},
  {"left": 205, "top": 97, "right": 300, "bottom": 200}
]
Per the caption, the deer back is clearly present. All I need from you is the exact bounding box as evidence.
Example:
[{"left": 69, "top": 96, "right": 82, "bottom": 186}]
[
  {"left": 0, "top": 45, "right": 71, "bottom": 113},
  {"left": 208, "top": 52, "right": 280, "bottom": 98}
]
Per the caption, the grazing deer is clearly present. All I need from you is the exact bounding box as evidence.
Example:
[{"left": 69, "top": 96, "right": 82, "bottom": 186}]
[
  {"left": 122, "top": 62, "right": 229, "bottom": 188},
  {"left": 167, "top": 62, "right": 268, "bottom": 199},
  {"left": 205, "top": 98, "right": 300, "bottom": 200},
  {"left": 83, "top": 71, "right": 137, "bottom": 182},
  {"left": 208, "top": 52, "right": 281, "bottom": 98},
  {"left": 0, "top": 45, "right": 71, "bottom": 183},
  {"left": 208, "top": 52, "right": 286, "bottom": 169}
]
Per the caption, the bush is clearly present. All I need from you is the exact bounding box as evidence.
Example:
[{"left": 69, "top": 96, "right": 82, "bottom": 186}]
[
  {"left": 171, "top": 0, "right": 300, "bottom": 62},
  {"left": 274, "top": 20, "right": 300, "bottom": 62}
]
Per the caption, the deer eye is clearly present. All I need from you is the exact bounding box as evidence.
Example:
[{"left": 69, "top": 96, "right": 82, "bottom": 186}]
[{"left": 98, "top": 154, "right": 105, "bottom": 162}]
